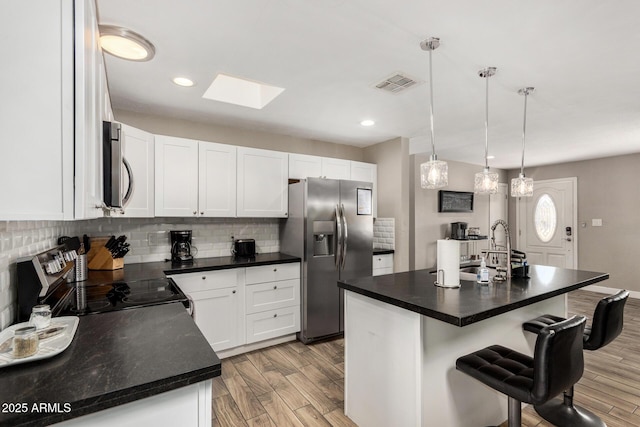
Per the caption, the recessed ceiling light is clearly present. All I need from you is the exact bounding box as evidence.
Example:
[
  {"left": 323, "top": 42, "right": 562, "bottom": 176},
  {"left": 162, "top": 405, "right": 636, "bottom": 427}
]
[
  {"left": 360, "top": 120, "right": 375, "bottom": 126},
  {"left": 173, "top": 77, "right": 195, "bottom": 87},
  {"left": 99, "top": 25, "right": 155, "bottom": 61},
  {"left": 202, "top": 74, "right": 284, "bottom": 109}
]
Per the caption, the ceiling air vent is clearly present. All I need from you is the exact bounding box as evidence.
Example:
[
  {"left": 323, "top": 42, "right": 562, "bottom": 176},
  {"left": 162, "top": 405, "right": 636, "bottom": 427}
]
[{"left": 374, "top": 72, "right": 420, "bottom": 94}]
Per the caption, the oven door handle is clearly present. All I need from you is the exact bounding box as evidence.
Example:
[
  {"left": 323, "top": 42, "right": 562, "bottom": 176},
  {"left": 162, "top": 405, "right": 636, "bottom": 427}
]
[{"left": 186, "top": 294, "right": 195, "bottom": 318}]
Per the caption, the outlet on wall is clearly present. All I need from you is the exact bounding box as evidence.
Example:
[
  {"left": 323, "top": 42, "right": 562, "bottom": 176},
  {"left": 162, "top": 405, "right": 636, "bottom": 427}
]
[{"left": 592, "top": 219, "right": 603, "bottom": 227}]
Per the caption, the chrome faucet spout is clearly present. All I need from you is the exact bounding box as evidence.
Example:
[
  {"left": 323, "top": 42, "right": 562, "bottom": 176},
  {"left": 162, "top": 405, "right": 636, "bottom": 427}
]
[{"left": 488, "top": 219, "right": 512, "bottom": 278}]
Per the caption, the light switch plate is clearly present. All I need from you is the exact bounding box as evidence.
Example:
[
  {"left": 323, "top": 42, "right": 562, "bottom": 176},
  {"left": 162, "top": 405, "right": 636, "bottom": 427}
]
[{"left": 592, "top": 219, "right": 603, "bottom": 227}]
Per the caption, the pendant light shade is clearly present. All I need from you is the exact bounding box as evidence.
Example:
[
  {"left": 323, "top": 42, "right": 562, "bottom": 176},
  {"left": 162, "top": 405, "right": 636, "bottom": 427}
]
[
  {"left": 419, "top": 37, "right": 448, "bottom": 189},
  {"left": 474, "top": 67, "right": 499, "bottom": 194},
  {"left": 511, "top": 87, "right": 535, "bottom": 197}
]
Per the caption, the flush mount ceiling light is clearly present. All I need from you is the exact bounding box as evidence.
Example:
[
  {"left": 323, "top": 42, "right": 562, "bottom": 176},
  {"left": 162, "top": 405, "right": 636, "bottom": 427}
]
[
  {"left": 99, "top": 25, "right": 155, "bottom": 61},
  {"left": 202, "top": 74, "right": 285, "bottom": 109},
  {"left": 419, "top": 37, "right": 448, "bottom": 190},
  {"left": 474, "top": 67, "right": 499, "bottom": 195},
  {"left": 173, "top": 77, "right": 195, "bottom": 87},
  {"left": 511, "top": 87, "right": 535, "bottom": 197},
  {"left": 360, "top": 119, "right": 375, "bottom": 126}
]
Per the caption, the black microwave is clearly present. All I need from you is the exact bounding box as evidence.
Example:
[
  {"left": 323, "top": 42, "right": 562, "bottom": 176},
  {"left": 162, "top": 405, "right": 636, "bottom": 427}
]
[{"left": 103, "top": 121, "right": 133, "bottom": 208}]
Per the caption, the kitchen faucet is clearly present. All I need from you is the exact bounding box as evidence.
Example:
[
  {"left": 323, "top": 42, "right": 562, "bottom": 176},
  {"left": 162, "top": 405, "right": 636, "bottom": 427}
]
[{"left": 482, "top": 219, "right": 512, "bottom": 279}]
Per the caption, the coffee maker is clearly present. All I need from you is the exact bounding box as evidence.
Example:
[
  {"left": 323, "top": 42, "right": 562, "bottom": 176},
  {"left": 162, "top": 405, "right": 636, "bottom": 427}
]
[
  {"left": 170, "top": 230, "right": 194, "bottom": 264},
  {"left": 451, "top": 222, "right": 468, "bottom": 240}
]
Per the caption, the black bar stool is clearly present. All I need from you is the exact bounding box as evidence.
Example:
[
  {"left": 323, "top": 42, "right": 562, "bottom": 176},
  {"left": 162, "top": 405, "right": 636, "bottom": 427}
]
[
  {"left": 456, "top": 315, "right": 587, "bottom": 427},
  {"left": 522, "top": 289, "right": 629, "bottom": 427}
]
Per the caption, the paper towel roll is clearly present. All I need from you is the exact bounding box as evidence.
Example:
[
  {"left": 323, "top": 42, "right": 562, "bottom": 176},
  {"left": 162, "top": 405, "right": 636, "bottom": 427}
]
[{"left": 436, "top": 240, "right": 460, "bottom": 288}]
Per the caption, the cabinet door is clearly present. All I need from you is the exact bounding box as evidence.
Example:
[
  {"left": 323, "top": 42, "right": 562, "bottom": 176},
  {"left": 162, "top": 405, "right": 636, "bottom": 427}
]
[
  {"left": 155, "top": 135, "right": 199, "bottom": 217},
  {"left": 289, "top": 154, "right": 322, "bottom": 179},
  {"left": 191, "top": 287, "right": 243, "bottom": 352},
  {"left": 199, "top": 142, "right": 236, "bottom": 217},
  {"left": 0, "top": 0, "right": 74, "bottom": 220},
  {"left": 351, "top": 161, "right": 378, "bottom": 217},
  {"left": 237, "top": 147, "right": 288, "bottom": 218},
  {"left": 74, "top": 0, "right": 104, "bottom": 219},
  {"left": 321, "top": 158, "right": 351, "bottom": 180},
  {"left": 110, "top": 124, "right": 154, "bottom": 218}
]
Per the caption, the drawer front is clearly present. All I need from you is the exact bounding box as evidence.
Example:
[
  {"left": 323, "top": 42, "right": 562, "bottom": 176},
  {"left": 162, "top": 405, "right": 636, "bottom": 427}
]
[
  {"left": 245, "top": 279, "right": 300, "bottom": 314},
  {"left": 169, "top": 268, "right": 240, "bottom": 294},
  {"left": 373, "top": 267, "right": 394, "bottom": 277},
  {"left": 373, "top": 254, "right": 393, "bottom": 269},
  {"left": 245, "top": 262, "right": 300, "bottom": 285},
  {"left": 246, "top": 306, "right": 300, "bottom": 344}
]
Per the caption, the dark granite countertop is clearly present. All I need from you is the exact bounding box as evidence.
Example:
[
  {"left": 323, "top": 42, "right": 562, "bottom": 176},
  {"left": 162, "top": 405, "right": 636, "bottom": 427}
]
[
  {"left": 338, "top": 265, "right": 609, "bottom": 327},
  {"left": 0, "top": 304, "right": 221, "bottom": 426},
  {"left": 373, "top": 249, "right": 395, "bottom": 255}
]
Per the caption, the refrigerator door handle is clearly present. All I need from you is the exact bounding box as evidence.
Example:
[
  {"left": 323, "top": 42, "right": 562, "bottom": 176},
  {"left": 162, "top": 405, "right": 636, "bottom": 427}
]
[
  {"left": 341, "top": 204, "right": 348, "bottom": 270},
  {"left": 335, "top": 204, "right": 342, "bottom": 270}
]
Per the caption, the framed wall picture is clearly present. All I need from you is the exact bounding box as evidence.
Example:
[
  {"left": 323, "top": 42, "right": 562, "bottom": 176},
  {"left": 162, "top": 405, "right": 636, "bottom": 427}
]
[{"left": 438, "top": 190, "right": 474, "bottom": 213}]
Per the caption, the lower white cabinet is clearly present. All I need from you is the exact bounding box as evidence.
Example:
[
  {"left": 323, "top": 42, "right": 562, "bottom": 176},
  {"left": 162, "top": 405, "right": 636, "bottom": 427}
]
[
  {"left": 372, "top": 253, "right": 394, "bottom": 276},
  {"left": 170, "top": 262, "right": 300, "bottom": 354}
]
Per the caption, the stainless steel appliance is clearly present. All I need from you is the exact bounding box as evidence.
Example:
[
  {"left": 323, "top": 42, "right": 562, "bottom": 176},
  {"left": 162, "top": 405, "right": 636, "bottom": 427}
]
[
  {"left": 281, "top": 178, "right": 373, "bottom": 344},
  {"left": 103, "top": 121, "right": 133, "bottom": 209},
  {"left": 234, "top": 239, "right": 256, "bottom": 258},
  {"left": 171, "top": 230, "right": 194, "bottom": 265}
]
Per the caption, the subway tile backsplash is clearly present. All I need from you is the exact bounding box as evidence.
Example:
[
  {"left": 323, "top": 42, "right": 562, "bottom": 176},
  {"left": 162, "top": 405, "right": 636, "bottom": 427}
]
[
  {"left": 373, "top": 217, "right": 395, "bottom": 250},
  {"left": 0, "top": 218, "right": 280, "bottom": 330}
]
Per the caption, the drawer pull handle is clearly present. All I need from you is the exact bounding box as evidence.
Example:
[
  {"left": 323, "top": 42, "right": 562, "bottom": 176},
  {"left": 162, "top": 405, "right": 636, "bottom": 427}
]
[
  {"left": 202, "top": 276, "right": 206, "bottom": 280},
  {"left": 232, "top": 290, "right": 236, "bottom": 294},
  {"left": 273, "top": 268, "right": 277, "bottom": 272},
  {"left": 193, "top": 211, "right": 197, "bottom": 215},
  {"left": 273, "top": 314, "right": 277, "bottom": 318},
  {"left": 200, "top": 211, "right": 204, "bottom": 215},
  {"left": 273, "top": 285, "right": 277, "bottom": 289},
  {"left": 378, "top": 258, "right": 381, "bottom": 261}
]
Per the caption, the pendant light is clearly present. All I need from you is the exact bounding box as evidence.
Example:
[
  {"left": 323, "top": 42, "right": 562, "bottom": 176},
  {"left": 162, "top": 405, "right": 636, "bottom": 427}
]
[
  {"left": 510, "top": 87, "right": 535, "bottom": 197},
  {"left": 419, "top": 37, "right": 448, "bottom": 189},
  {"left": 474, "top": 67, "right": 499, "bottom": 194}
]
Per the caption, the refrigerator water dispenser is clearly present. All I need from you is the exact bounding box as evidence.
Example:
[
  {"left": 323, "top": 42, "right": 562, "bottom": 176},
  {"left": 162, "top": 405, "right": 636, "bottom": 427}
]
[{"left": 313, "top": 221, "right": 334, "bottom": 256}]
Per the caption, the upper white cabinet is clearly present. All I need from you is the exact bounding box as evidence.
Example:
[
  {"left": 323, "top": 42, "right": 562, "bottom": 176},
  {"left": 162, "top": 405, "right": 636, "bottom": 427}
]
[
  {"left": 199, "top": 142, "right": 237, "bottom": 217},
  {"left": 0, "top": 0, "right": 104, "bottom": 220},
  {"left": 237, "top": 147, "right": 288, "bottom": 218},
  {"left": 111, "top": 124, "right": 155, "bottom": 218},
  {"left": 155, "top": 136, "right": 237, "bottom": 217},
  {"left": 155, "top": 136, "right": 199, "bottom": 217},
  {"left": 289, "top": 154, "right": 322, "bottom": 179},
  {"left": 350, "top": 161, "right": 378, "bottom": 217},
  {"left": 321, "top": 158, "right": 351, "bottom": 180}
]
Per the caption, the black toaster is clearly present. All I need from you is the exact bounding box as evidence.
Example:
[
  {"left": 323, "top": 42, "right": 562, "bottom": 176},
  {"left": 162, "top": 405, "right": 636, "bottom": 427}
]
[{"left": 234, "top": 239, "right": 256, "bottom": 258}]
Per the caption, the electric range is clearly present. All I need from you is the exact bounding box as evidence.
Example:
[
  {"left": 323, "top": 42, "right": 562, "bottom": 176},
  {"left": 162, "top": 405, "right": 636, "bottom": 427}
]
[{"left": 54, "top": 278, "right": 189, "bottom": 316}]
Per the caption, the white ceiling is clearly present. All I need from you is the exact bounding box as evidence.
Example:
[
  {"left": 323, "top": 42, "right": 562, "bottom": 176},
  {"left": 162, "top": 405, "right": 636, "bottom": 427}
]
[{"left": 97, "top": 0, "right": 640, "bottom": 169}]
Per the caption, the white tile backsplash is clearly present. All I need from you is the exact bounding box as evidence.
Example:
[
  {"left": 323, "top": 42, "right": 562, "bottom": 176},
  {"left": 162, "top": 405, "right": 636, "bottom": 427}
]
[
  {"left": 373, "top": 217, "right": 395, "bottom": 250},
  {"left": 0, "top": 217, "right": 280, "bottom": 330}
]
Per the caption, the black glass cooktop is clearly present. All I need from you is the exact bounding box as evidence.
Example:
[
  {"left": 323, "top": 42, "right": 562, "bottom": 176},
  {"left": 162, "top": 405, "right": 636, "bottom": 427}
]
[{"left": 56, "top": 278, "right": 188, "bottom": 316}]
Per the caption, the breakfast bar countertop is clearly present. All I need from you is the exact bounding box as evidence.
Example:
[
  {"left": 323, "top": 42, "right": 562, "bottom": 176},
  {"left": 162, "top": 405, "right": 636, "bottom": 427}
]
[
  {"left": 338, "top": 264, "right": 609, "bottom": 326},
  {"left": 0, "top": 303, "right": 220, "bottom": 427}
]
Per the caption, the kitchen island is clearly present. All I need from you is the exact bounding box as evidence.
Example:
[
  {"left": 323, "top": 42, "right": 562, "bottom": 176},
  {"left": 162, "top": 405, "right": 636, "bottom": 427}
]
[
  {"left": 0, "top": 303, "right": 220, "bottom": 427},
  {"left": 337, "top": 265, "right": 609, "bottom": 427}
]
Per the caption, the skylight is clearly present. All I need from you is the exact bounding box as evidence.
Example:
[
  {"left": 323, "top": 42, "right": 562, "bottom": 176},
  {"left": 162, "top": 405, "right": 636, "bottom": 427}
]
[{"left": 202, "top": 74, "right": 285, "bottom": 109}]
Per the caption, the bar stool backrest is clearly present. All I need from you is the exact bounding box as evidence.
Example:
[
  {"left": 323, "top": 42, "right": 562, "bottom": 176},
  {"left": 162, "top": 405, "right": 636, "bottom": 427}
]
[
  {"left": 532, "top": 315, "right": 586, "bottom": 404},
  {"left": 584, "top": 290, "right": 629, "bottom": 351}
]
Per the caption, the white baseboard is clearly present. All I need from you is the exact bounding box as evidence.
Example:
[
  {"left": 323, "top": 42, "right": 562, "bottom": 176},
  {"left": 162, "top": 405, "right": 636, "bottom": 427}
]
[
  {"left": 583, "top": 285, "right": 640, "bottom": 299},
  {"left": 216, "top": 334, "right": 297, "bottom": 359}
]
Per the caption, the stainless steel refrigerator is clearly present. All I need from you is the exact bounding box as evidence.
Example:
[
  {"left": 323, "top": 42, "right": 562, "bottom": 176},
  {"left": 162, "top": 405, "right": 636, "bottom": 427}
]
[{"left": 281, "top": 178, "right": 373, "bottom": 344}]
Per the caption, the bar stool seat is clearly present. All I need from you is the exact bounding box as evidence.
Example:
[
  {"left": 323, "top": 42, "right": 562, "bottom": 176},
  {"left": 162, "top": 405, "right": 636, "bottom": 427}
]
[
  {"left": 457, "top": 315, "right": 587, "bottom": 427},
  {"left": 522, "top": 290, "right": 629, "bottom": 427}
]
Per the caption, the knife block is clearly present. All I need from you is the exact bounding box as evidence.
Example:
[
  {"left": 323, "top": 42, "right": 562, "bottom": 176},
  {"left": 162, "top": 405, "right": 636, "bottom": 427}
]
[{"left": 87, "top": 237, "right": 124, "bottom": 271}]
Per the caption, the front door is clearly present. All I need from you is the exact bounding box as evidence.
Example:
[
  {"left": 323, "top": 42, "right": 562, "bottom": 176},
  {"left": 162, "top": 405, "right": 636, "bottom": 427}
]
[{"left": 516, "top": 178, "right": 577, "bottom": 268}]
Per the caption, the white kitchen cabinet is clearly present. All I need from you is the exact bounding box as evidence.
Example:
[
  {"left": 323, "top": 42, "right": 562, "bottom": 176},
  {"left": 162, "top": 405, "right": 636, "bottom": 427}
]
[
  {"left": 289, "top": 154, "right": 322, "bottom": 179},
  {"left": 246, "top": 306, "right": 300, "bottom": 344},
  {"left": 169, "top": 269, "right": 244, "bottom": 352},
  {"left": 155, "top": 135, "right": 199, "bottom": 217},
  {"left": 1, "top": 0, "right": 105, "bottom": 220},
  {"left": 372, "top": 253, "right": 394, "bottom": 276},
  {"left": 237, "top": 147, "right": 288, "bottom": 218},
  {"left": 111, "top": 124, "right": 155, "bottom": 218},
  {"left": 199, "top": 142, "right": 237, "bottom": 217},
  {"left": 351, "top": 161, "right": 378, "bottom": 217},
  {"left": 74, "top": 0, "right": 105, "bottom": 220},
  {"left": 321, "top": 158, "right": 351, "bottom": 180}
]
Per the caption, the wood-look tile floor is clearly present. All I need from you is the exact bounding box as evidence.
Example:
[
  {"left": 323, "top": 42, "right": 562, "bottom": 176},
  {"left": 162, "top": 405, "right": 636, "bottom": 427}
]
[{"left": 213, "top": 290, "right": 640, "bottom": 427}]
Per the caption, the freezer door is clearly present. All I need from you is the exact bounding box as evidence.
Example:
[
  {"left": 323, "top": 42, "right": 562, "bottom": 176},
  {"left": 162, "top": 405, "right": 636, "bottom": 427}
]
[
  {"left": 302, "top": 178, "right": 342, "bottom": 341},
  {"left": 338, "top": 180, "right": 373, "bottom": 331}
]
